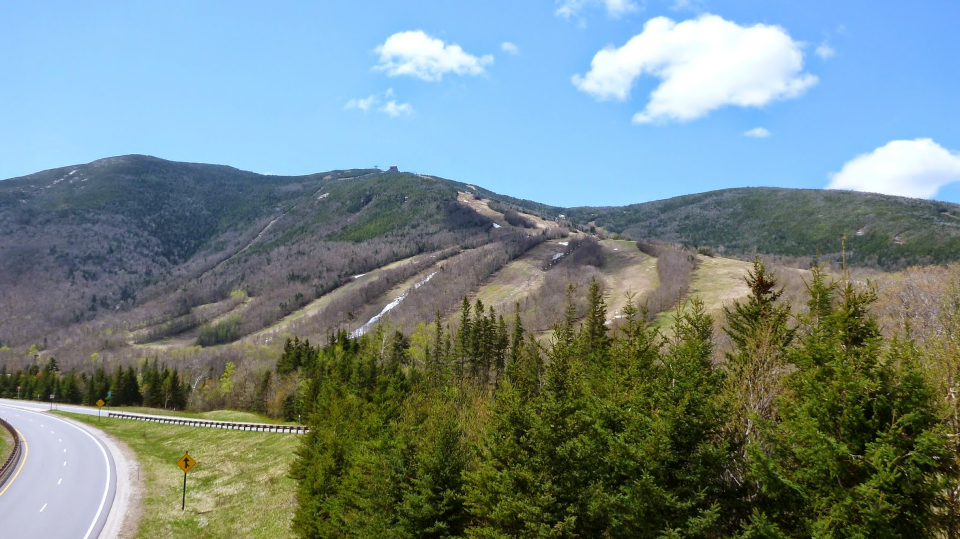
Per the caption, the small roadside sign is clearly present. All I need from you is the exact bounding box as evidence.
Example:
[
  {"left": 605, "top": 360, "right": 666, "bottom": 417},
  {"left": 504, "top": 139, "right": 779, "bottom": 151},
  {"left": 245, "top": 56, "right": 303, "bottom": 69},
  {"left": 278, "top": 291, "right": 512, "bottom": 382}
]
[
  {"left": 96, "top": 399, "right": 105, "bottom": 408},
  {"left": 177, "top": 451, "right": 197, "bottom": 510},
  {"left": 177, "top": 452, "right": 197, "bottom": 473}
]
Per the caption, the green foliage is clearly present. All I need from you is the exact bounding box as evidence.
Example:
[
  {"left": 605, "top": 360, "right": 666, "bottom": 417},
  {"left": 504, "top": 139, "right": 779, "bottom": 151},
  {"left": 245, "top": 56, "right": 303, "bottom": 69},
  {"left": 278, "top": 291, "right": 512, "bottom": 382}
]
[
  {"left": 196, "top": 315, "right": 243, "bottom": 347},
  {"left": 743, "top": 277, "right": 951, "bottom": 536},
  {"left": 0, "top": 358, "right": 186, "bottom": 410},
  {"left": 568, "top": 187, "right": 960, "bottom": 269},
  {"left": 723, "top": 257, "right": 795, "bottom": 446},
  {"left": 283, "top": 267, "right": 957, "bottom": 538}
]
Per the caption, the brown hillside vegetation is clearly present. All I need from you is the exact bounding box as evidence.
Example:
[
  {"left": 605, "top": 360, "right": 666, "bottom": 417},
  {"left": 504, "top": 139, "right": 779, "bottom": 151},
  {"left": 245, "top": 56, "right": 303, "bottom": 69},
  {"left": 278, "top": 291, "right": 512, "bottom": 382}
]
[{"left": 4, "top": 155, "right": 960, "bottom": 424}]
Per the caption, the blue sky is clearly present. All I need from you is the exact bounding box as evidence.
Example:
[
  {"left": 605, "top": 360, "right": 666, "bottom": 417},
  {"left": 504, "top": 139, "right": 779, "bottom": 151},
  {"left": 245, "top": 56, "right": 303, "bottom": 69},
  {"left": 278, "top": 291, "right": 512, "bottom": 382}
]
[{"left": 1, "top": 1, "right": 959, "bottom": 207}]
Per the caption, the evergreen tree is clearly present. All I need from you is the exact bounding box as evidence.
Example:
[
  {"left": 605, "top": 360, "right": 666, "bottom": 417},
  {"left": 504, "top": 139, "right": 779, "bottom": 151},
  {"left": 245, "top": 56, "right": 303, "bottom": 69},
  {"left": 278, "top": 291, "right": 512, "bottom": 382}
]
[
  {"left": 456, "top": 297, "right": 473, "bottom": 379},
  {"left": 109, "top": 366, "right": 126, "bottom": 406},
  {"left": 123, "top": 366, "right": 141, "bottom": 405},
  {"left": 743, "top": 275, "right": 952, "bottom": 537},
  {"left": 723, "top": 257, "right": 795, "bottom": 445},
  {"left": 583, "top": 278, "right": 609, "bottom": 355},
  {"left": 509, "top": 302, "right": 525, "bottom": 369}
]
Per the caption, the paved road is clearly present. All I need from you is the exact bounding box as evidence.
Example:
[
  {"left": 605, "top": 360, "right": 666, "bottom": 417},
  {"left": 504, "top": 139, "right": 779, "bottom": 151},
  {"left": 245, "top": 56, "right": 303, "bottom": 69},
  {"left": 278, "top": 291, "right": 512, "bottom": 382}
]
[
  {"left": 1, "top": 398, "right": 102, "bottom": 417},
  {"left": 0, "top": 402, "right": 116, "bottom": 539}
]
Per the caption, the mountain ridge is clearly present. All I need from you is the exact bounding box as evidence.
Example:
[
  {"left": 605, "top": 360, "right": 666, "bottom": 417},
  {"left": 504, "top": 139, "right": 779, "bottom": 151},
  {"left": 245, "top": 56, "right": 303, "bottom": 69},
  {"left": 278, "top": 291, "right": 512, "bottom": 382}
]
[{"left": 3, "top": 154, "right": 960, "bottom": 367}]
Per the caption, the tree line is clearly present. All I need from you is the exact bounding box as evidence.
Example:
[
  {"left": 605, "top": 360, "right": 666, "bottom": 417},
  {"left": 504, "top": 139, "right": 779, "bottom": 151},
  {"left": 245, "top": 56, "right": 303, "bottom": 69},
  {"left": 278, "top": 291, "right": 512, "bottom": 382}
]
[
  {"left": 283, "top": 259, "right": 960, "bottom": 537},
  {"left": 0, "top": 359, "right": 188, "bottom": 410}
]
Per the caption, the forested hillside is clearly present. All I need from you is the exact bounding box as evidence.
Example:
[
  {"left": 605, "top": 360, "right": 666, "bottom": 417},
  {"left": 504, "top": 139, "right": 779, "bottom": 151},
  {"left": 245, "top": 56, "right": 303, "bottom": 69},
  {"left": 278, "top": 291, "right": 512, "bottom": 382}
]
[
  {"left": 0, "top": 156, "right": 510, "bottom": 357},
  {"left": 4, "top": 154, "right": 960, "bottom": 417},
  {"left": 566, "top": 187, "right": 960, "bottom": 269}
]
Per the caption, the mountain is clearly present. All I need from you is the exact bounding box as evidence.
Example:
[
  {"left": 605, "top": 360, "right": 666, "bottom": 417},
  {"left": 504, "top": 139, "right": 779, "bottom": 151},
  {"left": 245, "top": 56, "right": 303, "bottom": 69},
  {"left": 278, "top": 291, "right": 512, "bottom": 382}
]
[
  {"left": 566, "top": 187, "right": 960, "bottom": 269},
  {"left": 0, "top": 156, "right": 502, "bottom": 354},
  {"left": 2, "top": 155, "right": 959, "bottom": 370}
]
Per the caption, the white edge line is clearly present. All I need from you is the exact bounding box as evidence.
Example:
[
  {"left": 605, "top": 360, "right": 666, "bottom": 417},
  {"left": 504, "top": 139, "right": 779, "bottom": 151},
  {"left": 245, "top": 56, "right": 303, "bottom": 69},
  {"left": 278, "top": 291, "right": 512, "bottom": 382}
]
[{"left": 1, "top": 406, "right": 112, "bottom": 539}]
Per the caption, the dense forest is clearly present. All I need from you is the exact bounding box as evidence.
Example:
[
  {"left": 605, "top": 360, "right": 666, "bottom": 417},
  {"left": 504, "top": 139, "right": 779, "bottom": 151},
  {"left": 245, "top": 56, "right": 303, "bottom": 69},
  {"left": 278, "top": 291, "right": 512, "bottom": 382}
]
[
  {"left": 568, "top": 187, "right": 960, "bottom": 270},
  {"left": 0, "top": 359, "right": 188, "bottom": 410},
  {"left": 280, "top": 260, "right": 960, "bottom": 538}
]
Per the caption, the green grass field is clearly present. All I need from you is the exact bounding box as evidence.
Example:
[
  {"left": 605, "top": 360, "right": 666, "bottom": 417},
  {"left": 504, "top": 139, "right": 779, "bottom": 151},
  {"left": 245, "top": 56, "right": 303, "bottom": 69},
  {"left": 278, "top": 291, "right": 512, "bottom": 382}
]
[{"left": 60, "top": 412, "right": 300, "bottom": 538}]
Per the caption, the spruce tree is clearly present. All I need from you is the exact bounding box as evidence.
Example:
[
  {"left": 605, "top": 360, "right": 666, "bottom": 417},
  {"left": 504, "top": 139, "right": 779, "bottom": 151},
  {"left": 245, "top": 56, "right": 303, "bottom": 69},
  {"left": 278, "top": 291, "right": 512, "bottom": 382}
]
[
  {"left": 743, "top": 274, "right": 952, "bottom": 537},
  {"left": 583, "top": 278, "right": 610, "bottom": 356},
  {"left": 723, "top": 257, "right": 794, "bottom": 445}
]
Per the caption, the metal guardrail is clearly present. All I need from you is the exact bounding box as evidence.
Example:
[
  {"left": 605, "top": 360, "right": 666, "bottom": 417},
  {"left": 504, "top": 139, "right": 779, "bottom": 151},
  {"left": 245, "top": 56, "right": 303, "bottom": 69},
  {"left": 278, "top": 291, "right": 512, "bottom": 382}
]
[
  {"left": 0, "top": 417, "right": 22, "bottom": 488},
  {"left": 106, "top": 412, "right": 309, "bottom": 434}
]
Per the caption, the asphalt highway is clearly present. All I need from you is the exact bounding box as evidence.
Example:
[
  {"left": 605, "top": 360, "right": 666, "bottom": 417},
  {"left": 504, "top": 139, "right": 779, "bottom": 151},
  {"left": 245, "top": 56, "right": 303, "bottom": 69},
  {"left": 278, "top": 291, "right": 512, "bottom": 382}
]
[
  {"left": 0, "top": 401, "right": 116, "bottom": 539},
  {"left": 1, "top": 398, "right": 102, "bottom": 417}
]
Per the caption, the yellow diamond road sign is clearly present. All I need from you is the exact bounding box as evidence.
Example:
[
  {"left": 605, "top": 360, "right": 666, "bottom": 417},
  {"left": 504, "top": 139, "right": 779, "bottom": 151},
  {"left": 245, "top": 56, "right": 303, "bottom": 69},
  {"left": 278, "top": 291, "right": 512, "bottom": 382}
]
[
  {"left": 177, "top": 453, "right": 197, "bottom": 473},
  {"left": 96, "top": 399, "right": 105, "bottom": 408}
]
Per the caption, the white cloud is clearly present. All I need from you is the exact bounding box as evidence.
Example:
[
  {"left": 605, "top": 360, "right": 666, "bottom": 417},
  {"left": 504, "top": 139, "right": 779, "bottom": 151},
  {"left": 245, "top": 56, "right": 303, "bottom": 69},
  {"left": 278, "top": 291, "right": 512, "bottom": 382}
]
[
  {"left": 381, "top": 100, "right": 415, "bottom": 117},
  {"left": 815, "top": 42, "right": 835, "bottom": 59},
  {"left": 827, "top": 139, "right": 960, "bottom": 199},
  {"left": 556, "top": 0, "right": 639, "bottom": 19},
  {"left": 345, "top": 90, "right": 414, "bottom": 118},
  {"left": 375, "top": 30, "right": 493, "bottom": 82},
  {"left": 501, "top": 42, "right": 519, "bottom": 55},
  {"left": 572, "top": 14, "right": 818, "bottom": 124},
  {"left": 744, "top": 127, "right": 771, "bottom": 138},
  {"left": 344, "top": 95, "right": 379, "bottom": 112}
]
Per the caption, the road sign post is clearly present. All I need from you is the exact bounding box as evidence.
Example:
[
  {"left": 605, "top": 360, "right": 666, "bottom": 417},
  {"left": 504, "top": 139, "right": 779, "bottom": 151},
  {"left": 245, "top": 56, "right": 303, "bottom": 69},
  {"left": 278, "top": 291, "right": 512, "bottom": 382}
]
[
  {"left": 176, "top": 451, "right": 197, "bottom": 510},
  {"left": 96, "top": 398, "right": 105, "bottom": 420}
]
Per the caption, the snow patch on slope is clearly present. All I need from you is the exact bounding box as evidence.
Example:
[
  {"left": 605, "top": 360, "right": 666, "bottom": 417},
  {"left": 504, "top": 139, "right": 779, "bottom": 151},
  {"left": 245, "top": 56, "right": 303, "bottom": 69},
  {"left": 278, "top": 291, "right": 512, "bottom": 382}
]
[{"left": 352, "top": 271, "right": 438, "bottom": 337}]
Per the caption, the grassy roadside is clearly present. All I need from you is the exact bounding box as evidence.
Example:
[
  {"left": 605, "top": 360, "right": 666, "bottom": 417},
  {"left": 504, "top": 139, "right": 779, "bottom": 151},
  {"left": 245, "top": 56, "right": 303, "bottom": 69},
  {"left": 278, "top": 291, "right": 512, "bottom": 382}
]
[
  {"left": 117, "top": 407, "right": 294, "bottom": 425},
  {"left": 59, "top": 412, "right": 300, "bottom": 538},
  {"left": 0, "top": 421, "right": 11, "bottom": 463}
]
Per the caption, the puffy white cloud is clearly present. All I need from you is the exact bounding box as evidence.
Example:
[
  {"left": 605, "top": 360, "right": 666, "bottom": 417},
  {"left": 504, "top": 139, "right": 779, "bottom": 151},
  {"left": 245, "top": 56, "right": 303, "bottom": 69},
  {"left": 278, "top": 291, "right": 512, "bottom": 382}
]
[
  {"left": 815, "top": 42, "right": 835, "bottom": 59},
  {"left": 381, "top": 100, "right": 415, "bottom": 117},
  {"left": 344, "top": 95, "right": 378, "bottom": 112},
  {"left": 375, "top": 30, "right": 493, "bottom": 82},
  {"left": 572, "top": 14, "right": 818, "bottom": 124},
  {"left": 556, "top": 0, "right": 639, "bottom": 19},
  {"left": 744, "top": 127, "right": 771, "bottom": 138},
  {"left": 501, "top": 42, "right": 519, "bottom": 55},
  {"left": 827, "top": 139, "right": 960, "bottom": 199}
]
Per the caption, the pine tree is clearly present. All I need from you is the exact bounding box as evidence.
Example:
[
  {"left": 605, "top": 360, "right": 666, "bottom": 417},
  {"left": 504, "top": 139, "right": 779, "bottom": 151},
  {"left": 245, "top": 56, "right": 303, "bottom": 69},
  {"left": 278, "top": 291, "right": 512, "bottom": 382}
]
[
  {"left": 743, "top": 273, "right": 952, "bottom": 537},
  {"left": 110, "top": 365, "right": 126, "bottom": 406},
  {"left": 583, "top": 277, "right": 609, "bottom": 355},
  {"left": 494, "top": 314, "right": 508, "bottom": 383},
  {"left": 456, "top": 297, "right": 473, "bottom": 379},
  {"left": 723, "top": 256, "right": 794, "bottom": 445},
  {"left": 510, "top": 302, "right": 525, "bottom": 369},
  {"left": 123, "top": 366, "right": 141, "bottom": 405}
]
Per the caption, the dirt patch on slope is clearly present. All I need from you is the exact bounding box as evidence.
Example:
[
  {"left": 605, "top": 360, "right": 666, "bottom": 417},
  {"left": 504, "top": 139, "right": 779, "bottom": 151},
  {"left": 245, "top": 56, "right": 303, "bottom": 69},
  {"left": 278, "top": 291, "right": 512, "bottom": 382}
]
[{"left": 598, "top": 240, "right": 659, "bottom": 319}]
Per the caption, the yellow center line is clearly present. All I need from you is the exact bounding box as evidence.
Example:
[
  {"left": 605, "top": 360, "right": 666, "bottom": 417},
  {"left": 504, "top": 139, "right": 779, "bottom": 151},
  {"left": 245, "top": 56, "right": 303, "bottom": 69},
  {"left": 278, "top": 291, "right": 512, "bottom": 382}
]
[{"left": 0, "top": 428, "right": 29, "bottom": 498}]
